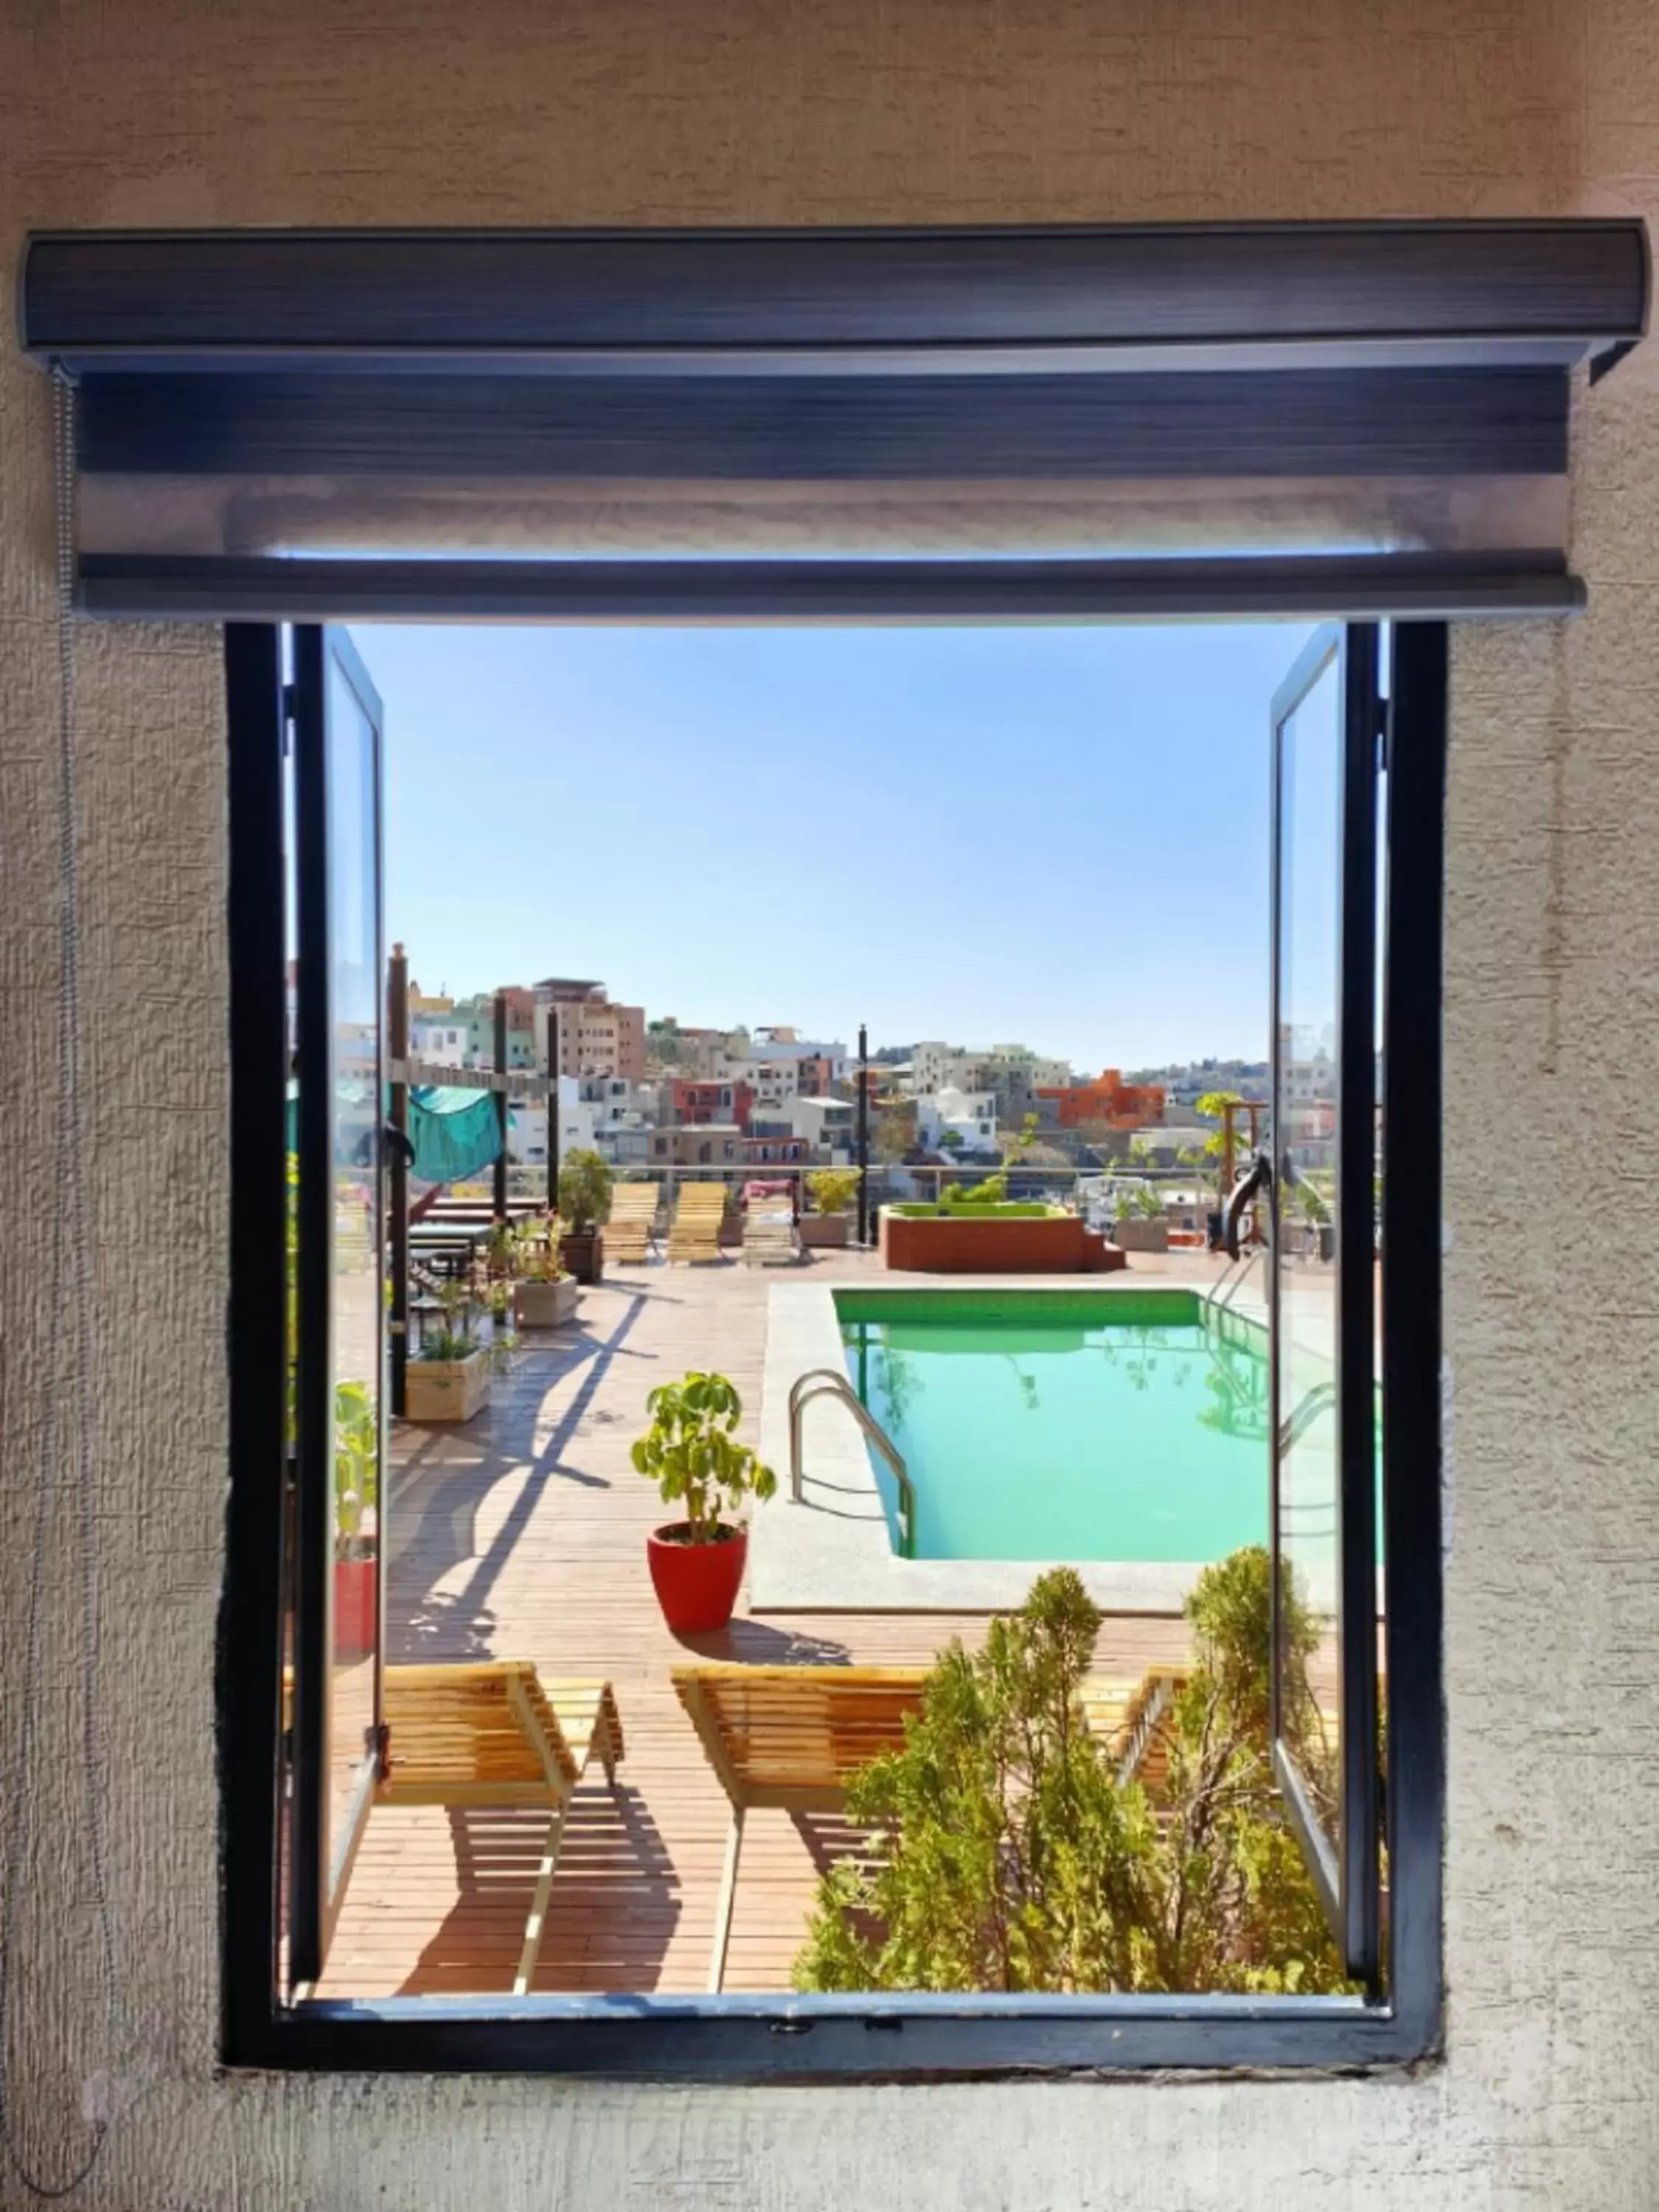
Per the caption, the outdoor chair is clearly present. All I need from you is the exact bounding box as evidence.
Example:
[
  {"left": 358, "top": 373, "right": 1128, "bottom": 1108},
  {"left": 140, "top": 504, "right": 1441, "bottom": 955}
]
[
  {"left": 604, "top": 1182, "right": 660, "bottom": 1265},
  {"left": 380, "top": 1660, "right": 625, "bottom": 1994},
  {"left": 666, "top": 1184, "right": 727, "bottom": 1263},
  {"left": 672, "top": 1663, "right": 1162, "bottom": 1989},
  {"left": 742, "top": 1192, "right": 798, "bottom": 1267}
]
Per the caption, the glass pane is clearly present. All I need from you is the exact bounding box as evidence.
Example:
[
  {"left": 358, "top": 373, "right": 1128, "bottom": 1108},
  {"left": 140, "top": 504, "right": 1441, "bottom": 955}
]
[
  {"left": 325, "top": 651, "right": 383, "bottom": 1884},
  {"left": 1276, "top": 653, "right": 1342, "bottom": 1850}
]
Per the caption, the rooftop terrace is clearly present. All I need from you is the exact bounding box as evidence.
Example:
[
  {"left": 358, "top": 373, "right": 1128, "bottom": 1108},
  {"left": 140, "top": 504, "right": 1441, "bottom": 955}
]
[{"left": 319, "top": 1245, "right": 1234, "bottom": 1997}]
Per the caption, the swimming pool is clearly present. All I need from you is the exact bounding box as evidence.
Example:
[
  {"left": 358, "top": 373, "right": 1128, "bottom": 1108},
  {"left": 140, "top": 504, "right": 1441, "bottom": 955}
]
[{"left": 837, "top": 1288, "right": 1274, "bottom": 1564}]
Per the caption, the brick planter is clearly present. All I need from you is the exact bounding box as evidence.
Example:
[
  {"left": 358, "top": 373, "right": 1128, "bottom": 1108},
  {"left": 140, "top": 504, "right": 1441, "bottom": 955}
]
[{"left": 880, "top": 1206, "right": 1124, "bottom": 1273}]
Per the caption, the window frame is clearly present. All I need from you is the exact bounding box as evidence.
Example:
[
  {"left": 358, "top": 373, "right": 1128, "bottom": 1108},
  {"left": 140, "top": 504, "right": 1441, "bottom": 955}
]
[{"left": 223, "top": 609, "right": 1444, "bottom": 2079}]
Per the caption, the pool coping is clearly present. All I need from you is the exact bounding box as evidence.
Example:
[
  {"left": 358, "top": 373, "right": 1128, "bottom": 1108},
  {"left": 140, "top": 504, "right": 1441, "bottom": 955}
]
[{"left": 750, "top": 1276, "right": 1261, "bottom": 1615}]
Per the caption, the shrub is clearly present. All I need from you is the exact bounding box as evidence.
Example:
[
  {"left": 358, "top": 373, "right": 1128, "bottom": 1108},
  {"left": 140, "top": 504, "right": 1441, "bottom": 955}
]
[
  {"left": 942, "top": 1172, "right": 1009, "bottom": 1208},
  {"left": 793, "top": 1548, "right": 1347, "bottom": 1996},
  {"left": 807, "top": 1166, "right": 861, "bottom": 1217}
]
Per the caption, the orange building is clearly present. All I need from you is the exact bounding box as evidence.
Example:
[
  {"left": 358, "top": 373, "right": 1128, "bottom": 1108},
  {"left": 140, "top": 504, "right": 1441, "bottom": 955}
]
[{"left": 1036, "top": 1068, "right": 1166, "bottom": 1129}]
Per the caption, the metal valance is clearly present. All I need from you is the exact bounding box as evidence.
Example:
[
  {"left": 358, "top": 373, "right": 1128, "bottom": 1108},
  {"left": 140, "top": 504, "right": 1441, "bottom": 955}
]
[{"left": 19, "top": 221, "right": 1647, "bottom": 619}]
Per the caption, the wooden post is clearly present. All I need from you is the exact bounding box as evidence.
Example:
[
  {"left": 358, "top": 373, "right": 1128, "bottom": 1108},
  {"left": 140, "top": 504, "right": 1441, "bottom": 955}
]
[
  {"left": 493, "top": 990, "right": 509, "bottom": 1222},
  {"left": 1220, "top": 1099, "right": 1237, "bottom": 1205},
  {"left": 389, "top": 945, "right": 410, "bottom": 1416}
]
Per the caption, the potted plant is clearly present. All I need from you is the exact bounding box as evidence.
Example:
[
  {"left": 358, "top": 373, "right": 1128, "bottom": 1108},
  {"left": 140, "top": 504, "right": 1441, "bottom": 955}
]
[
  {"left": 800, "top": 1165, "right": 859, "bottom": 1248},
  {"left": 631, "top": 1371, "right": 777, "bottom": 1633},
  {"left": 1298, "top": 1178, "right": 1335, "bottom": 1263},
  {"left": 512, "top": 1215, "right": 580, "bottom": 1328},
  {"left": 1111, "top": 1184, "right": 1169, "bottom": 1252},
  {"left": 333, "top": 1377, "right": 378, "bottom": 1657},
  {"left": 557, "top": 1147, "right": 614, "bottom": 1283},
  {"left": 405, "top": 1279, "right": 491, "bottom": 1422},
  {"left": 483, "top": 1217, "right": 518, "bottom": 1280}
]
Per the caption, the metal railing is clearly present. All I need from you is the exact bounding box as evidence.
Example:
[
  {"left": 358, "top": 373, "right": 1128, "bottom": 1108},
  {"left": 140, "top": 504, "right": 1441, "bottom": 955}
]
[
  {"left": 787, "top": 1366, "right": 917, "bottom": 1560},
  {"left": 1279, "top": 1379, "right": 1338, "bottom": 1457}
]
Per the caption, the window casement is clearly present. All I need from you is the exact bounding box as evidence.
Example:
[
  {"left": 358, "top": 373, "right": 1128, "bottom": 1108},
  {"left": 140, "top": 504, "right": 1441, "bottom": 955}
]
[{"left": 23, "top": 219, "right": 1641, "bottom": 2079}]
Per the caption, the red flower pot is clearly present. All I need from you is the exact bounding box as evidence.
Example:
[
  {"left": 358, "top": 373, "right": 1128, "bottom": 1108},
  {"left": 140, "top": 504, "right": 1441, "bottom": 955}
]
[
  {"left": 333, "top": 1557, "right": 378, "bottom": 1659},
  {"left": 646, "top": 1523, "right": 748, "bottom": 1635}
]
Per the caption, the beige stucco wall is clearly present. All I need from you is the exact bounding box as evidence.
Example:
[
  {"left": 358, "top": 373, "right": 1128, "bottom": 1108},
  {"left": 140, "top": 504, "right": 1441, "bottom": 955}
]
[{"left": 2, "top": 2, "right": 1657, "bottom": 2205}]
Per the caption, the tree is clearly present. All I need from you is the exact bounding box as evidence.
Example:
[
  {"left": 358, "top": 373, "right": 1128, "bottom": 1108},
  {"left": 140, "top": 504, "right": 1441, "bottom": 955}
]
[
  {"left": 793, "top": 1550, "right": 1346, "bottom": 1997},
  {"left": 793, "top": 1569, "right": 1164, "bottom": 1994},
  {"left": 873, "top": 1105, "right": 915, "bottom": 1164},
  {"left": 939, "top": 1126, "right": 964, "bottom": 1152},
  {"left": 1194, "top": 1089, "right": 1245, "bottom": 1160}
]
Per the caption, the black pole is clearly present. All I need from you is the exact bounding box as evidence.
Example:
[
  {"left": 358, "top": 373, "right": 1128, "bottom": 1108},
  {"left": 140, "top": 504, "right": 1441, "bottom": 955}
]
[
  {"left": 389, "top": 945, "right": 409, "bottom": 1416},
  {"left": 856, "top": 1022, "right": 869, "bottom": 1245},
  {"left": 493, "top": 990, "right": 509, "bottom": 1222},
  {"left": 546, "top": 1001, "right": 560, "bottom": 1225}
]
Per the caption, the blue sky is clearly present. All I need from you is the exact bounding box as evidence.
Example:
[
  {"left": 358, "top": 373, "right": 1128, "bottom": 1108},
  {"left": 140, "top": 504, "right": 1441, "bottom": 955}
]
[{"left": 363, "top": 621, "right": 1315, "bottom": 1072}]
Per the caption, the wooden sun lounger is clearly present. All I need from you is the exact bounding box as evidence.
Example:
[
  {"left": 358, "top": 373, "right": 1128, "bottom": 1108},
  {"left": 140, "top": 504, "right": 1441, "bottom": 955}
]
[
  {"left": 672, "top": 1663, "right": 1150, "bottom": 1990},
  {"left": 667, "top": 1186, "right": 727, "bottom": 1264},
  {"left": 742, "top": 1197, "right": 797, "bottom": 1267},
  {"left": 605, "top": 1183, "right": 659, "bottom": 1264},
  {"left": 380, "top": 1660, "right": 624, "bottom": 1994}
]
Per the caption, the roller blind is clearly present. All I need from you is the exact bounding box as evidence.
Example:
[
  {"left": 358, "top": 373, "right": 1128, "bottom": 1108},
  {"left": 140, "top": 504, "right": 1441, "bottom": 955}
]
[{"left": 20, "top": 222, "right": 1647, "bottom": 619}]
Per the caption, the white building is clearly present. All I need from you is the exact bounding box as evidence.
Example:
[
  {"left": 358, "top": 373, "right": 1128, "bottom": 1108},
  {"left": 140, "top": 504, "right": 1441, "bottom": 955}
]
[
  {"left": 917, "top": 1084, "right": 999, "bottom": 1155},
  {"left": 410, "top": 1013, "right": 471, "bottom": 1063},
  {"left": 768, "top": 1094, "right": 857, "bottom": 1159},
  {"left": 506, "top": 1077, "right": 595, "bottom": 1166},
  {"left": 909, "top": 1041, "right": 1071, "bottom": 1099}
]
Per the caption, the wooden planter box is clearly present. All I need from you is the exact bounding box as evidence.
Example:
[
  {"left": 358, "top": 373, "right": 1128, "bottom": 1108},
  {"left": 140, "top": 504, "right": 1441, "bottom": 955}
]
[
  {"left": 513, "top": 1276, "right": 580, "bottom": 1329},
  {"left": 559, "top": 1228, "right": 605, "bottom": 1284},
  {"left": 798, "top": 1214, "right": 849, "bottom": 1248},
  {"left": 1113, "top": 1217, "right": 1170, "bottom": 1253},
  {"left": 880, "top": 1206, "right": 1123, "bottom": 1274},
  {"left": 404, "top": 1347, "right": 491, "bottom": 1423}
]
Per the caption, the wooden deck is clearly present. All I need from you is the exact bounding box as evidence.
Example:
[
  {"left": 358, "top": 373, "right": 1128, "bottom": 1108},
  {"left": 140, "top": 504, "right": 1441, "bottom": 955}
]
[{"left": 319, "top": 1248, "right": 1198, "bottom": 1997}]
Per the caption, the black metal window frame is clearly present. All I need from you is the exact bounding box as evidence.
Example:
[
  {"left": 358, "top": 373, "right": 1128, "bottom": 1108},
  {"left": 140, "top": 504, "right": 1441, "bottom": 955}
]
[{"left": 223, "top": 606, "right": 1444, "bottom": 2080}]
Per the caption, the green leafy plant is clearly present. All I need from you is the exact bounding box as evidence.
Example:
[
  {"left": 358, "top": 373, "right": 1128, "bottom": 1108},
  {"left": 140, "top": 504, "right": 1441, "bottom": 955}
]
[
  {"left": 938, "top": 1126, "right": 964, "bottom": 1152},
  {"left": 484, "top": 1217, "right": 518, "bottom": 1277},
  {"left": 1003, "top": 1110, "right": 1040, "bottom": 1170},
  {"left": 418, "top": 1277, "right": 482, "bottom": 1363},
  {"left": 630, "top": 1371, "right": 777, "bottom": 1543},
  {"left": 1137, "top": 1182, "right": 1165, "bottom": 1220},
  {"left": 807, "top": 1166, "right": 861, "bottom": 1217},
  {"left": 793, "top": 1550, "right": 1346, "bottom": 1997},
  {"left": 1296, "top": 1177, "right": 1332, "bottom": 1226},
  {"left": 942, "top": 1171, "right": 1009, "bottom": 1208},
  {"left": 333, "top": 1378, "right": 378, "bottom": 1559},
  {"left": 511, "top": 1214, "right": 569, "bottom": 1282},
  {"left": 557, "top": 1147, "right": 615, "bottom": 1233}
]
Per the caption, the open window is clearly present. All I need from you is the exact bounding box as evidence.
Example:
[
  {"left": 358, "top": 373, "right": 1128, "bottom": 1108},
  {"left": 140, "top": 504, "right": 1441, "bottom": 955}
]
[
  {"left": 288, "top": 627, "right": 389, "bottom": 1987},
  {"left": 1265, "top": 622, "right": 1382, "bottom": 1983},
  {"left": 29, "top": 218, "right": 1623, "bottom": 2076}
]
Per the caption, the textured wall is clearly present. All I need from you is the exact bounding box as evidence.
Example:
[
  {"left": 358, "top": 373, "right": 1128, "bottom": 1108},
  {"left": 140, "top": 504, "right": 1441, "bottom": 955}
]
[{"left": 1, "top": 1, "right": 1657, "bottom": 2205}]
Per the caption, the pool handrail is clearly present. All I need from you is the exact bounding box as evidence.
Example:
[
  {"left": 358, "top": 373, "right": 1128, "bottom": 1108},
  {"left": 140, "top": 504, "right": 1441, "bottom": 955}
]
[{"left": 787, "top": 1367, "right": 917, "bottom": 1561}]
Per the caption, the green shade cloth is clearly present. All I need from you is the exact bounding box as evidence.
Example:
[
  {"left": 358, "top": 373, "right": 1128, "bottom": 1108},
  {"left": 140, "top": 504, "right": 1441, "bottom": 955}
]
[{"left": 284, "top": 1080, "right": 502, "bottom": 1183}]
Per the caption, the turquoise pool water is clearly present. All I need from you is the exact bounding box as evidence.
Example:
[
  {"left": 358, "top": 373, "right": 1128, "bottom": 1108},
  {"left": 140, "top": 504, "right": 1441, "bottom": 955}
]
[{"left": 837, "top": 1289, "right": 1273, "bottom": 1563}]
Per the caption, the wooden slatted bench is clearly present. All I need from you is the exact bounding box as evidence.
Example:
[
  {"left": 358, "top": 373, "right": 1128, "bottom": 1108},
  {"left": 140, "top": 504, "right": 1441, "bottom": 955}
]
[
  {"left": 380, "top": 1660, "right": 625, "bottom": 1993},
  {"left": 605, "top": 1183, "right": 659, "bottom": 1265}
]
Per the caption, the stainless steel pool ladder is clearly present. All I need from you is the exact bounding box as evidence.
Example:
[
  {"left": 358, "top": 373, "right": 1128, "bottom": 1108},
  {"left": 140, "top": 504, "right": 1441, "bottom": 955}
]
[
  {"left": 1210, "top": 1245, "right": 1262, "bottom": 1317},
  {"left": 1201, "top": 1250, "right": 1265, "bottom": 1420},
  {"left": 787, "top": 1368, "right": 917, "bottom": 1561}
]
